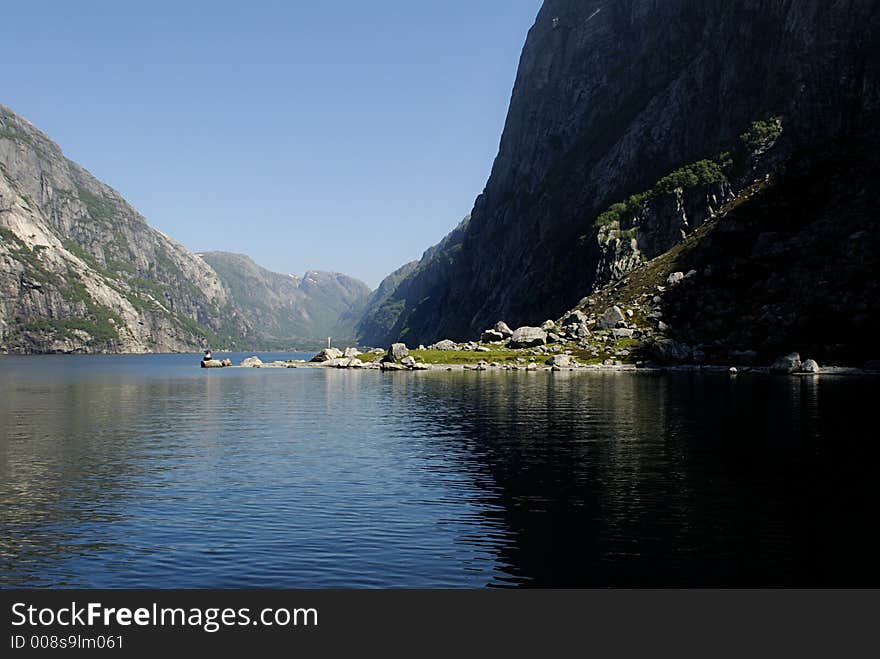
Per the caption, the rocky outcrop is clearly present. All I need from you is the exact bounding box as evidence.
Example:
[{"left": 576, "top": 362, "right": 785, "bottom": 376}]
[
  {"left": 200, "top": 252, "right": 370, "bottom": 349},
  {"left": 771, "top": 353, "right": 802, "bottom": 375},
  {"left": 0, "top": 105, "right": 251, "bottom": 353},
  {"left": 801, "top": 359, "right": 821, "bottom": 374},
  {"left": 508, "top": 326, "right": 547, "bottom": 348},
  {"left": 356, "top": 1, "right": 880, "bottom": 347},
  {"left": 310, "top": 348, "right": 343, "bottom": 363},
  {"left": 385, "top": 343, "right": 409, "bottom": 363},
  {"left": 596, "top": 306, "right": 626, "bottom": 330},
  {"left": 240, "top": 356, "right": 264, "bottom": 368},
  {"left": 481, "top": 329, "right": 505, "bottom": 343}
]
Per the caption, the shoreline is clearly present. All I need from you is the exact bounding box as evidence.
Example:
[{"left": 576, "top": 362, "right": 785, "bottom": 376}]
[{"left": 224, "top": 359, "right": 878, "bottom": 378}]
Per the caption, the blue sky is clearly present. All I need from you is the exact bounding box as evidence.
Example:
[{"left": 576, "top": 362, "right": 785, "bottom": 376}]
[{"left": 1, "top": 0, "right": 540, "bottom": 288}]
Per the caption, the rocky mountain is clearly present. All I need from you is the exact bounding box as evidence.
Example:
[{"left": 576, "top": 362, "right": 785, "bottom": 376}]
[
  {"left": 0, "top": 106, "right": 371, "bottom": 354},
  {"left": 358, "top": 0, "right": 880, "bottom": 347},
  {"left": 0, "top": 105, "right": 251, "bottom": 354},
  {"left": 355, "top": 215, "right": 470, "bottom": 346},
  {"left": 199, "top": 251, "right": 370, "bottom": 349}
]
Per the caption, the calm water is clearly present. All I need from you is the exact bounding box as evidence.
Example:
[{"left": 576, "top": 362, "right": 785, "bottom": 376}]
[{"left": 1, "top": 354, "right": 878, "bottom": 588}]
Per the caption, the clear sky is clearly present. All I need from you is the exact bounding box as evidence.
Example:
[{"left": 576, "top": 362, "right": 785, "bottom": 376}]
[{"left": 1, "top": 0, "right": 541, "bottom": 288}]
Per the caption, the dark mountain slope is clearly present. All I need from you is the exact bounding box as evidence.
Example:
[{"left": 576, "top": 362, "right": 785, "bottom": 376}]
[{"left": 360, "top": 0, "right": 880, "bottom": 346}]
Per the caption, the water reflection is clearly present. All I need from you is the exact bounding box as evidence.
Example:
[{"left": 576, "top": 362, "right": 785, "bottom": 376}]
[{"left": 1, "top": 356, "right": 878, "bottom": 587}]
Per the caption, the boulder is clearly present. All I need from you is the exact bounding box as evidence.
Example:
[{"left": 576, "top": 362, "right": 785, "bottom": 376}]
[
  {"left": 667, "top": 272, "right": 685, "bottom": 287},
  {"left": 770, "top": 352, "right": 802, "bottom": 374},
  {"left": 509, "top": 326, "right": 548, "bottom": 348},
  {"left": 651, "top": 339, "right": 692, "bottom": 363},
  {"left": 540, "top": 320, "right": 556, "bottom": 332},
  {"left": 401, "top": 356, "right": 417, "bottom": 367},
  {"left": 481, "top": 329, "right": 505, "bottom": 343},
  {"left": 494, "top": 321, "right": 514, "bottom": 338},
  {"left": 220, "top": 359, "right": 233, "bottom": 367},
  {"left": 597, "top": 306, "right": 626, "bottom": 330},
  {"left": 240, "top": 356, "right": 264, "bottom": 368},
  {"left": 801, "top": 359, "right": 820, "bottom": 374},
  {"left": 428, "top": 339, "right": 457, "bottom": 351},
  {"left": 546, "top": 354, "right": 572, "bottom": 367},
  {"left": 310, "top": 348, "right": 342, "bottom": 363},
  {"left": 612, "top": 328, "right": 634, "bottom": 339},
  {"left": 201, "top": 359, "right": 224, "bottom": 368},
  {"left": 343, "top": 347, "right": 361, "bottom": 358},
  {"left": 380, "top": 361, "right": 407, "bottom": 371},
  {"left": 386, "top": 343, "right": 409, "bottom": 362},
  {"left": 561, "top": 310, "right": 588, "bottom": 326}
]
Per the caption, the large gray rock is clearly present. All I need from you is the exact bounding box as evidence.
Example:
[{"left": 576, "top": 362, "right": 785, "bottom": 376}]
[
  {"left": 481, "top": 329, "right": 505, "bottom": 343},
  {"left": 540, "top": 319, "right": 556, "bottom": 331},
  {"left": 597, "top": 306, "right": 626, "bottom": 330},
  {"left": 801, "top": 359, "right": 820, "bottom": 374},
  {"left": 386, "top": 343, "right": 409, "bottom": 362},
  {"left": 560, "top": 310, "right": 588, "bottom": 326},
  {"left": 546, "top": 354, "right": 572, "bottom": 367},
  {"left": 770, "top": 352, "right": 802, "bottom": 374},
  {"left": 310, "top": 348, "right": 343, "bottom": 363},
  {"left": 401, "top": 356, "right": 417, "bottom": 367},
  {"left": 240, "top": 356, "right": 264, "bottom": 368},
  {"left": 428, "top": 339, "right": 457, "bottom": 350},
  {"left": 343, "top": 347, "right": 361, "bottom": 358},
  {"left": 651, "top": 339, "right": 691, "bottom": 363},
  {"left": 494, "top": 321, "right": 514, "bottom": 338},
  {"left": 509, "top": 326, "right": 548, "bottom": 348},
  {"left": 560, "top": 310, "right": 590, "bottom": 339},
  {"left": 667, "top": 272, "right": 685, "bottom": 287},
  {"left": 201, "top": 359, "right": 224, "bottom": 368},
  {"left": 612, "top": 328, "right": 635, "bottom": 339},
  {"left": 380, "top": 361, "right": 407, "bottom": 371}
]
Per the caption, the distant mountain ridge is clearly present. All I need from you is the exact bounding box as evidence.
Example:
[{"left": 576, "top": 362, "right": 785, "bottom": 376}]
[{"left": 199, "top": 251, "right": 370, "bottom": 349}]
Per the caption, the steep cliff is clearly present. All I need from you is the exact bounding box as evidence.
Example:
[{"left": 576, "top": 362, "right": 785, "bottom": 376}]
[
  {"left": 200, "top": 251, "right": 370, "bottom": 349},
  {"left": 0, "top": 105, "right": 250, "bottom": 353},
  {"left": 360, "top": 0, "right": 880, "bottom": 346}
]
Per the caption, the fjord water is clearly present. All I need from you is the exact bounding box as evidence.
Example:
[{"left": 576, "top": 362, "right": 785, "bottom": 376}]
[{"left": 1, "top": 355, "right": 878, "bottom": 588}]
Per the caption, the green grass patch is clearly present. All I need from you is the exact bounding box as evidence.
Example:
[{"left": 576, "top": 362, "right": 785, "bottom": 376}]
[{"left": 409, "top": 348, "right": 528, "bottom": 365}]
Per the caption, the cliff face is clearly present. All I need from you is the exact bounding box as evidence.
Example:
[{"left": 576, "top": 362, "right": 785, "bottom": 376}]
[
  {"left": 0, "top": 106, "right": 250, "bottom": 353},
  {"left": 359, "top": 0, "right": 880, "bottom": 346},
  {"left": 200, "top": 251, "right": 371, "bottom": 348}
]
